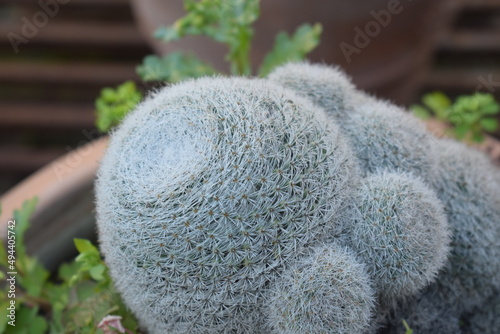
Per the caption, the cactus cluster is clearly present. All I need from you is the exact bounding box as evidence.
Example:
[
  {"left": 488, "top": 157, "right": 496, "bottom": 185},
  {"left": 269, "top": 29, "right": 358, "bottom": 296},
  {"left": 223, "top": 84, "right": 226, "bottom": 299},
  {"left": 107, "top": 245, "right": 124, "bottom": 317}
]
[{"left": 96, "top": 62, "right": 500, "bottom": 333}]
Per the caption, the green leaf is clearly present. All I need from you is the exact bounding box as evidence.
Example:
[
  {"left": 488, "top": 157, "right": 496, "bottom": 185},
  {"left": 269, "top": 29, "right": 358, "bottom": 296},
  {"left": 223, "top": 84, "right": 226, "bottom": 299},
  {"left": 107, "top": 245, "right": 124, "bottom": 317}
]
[
  {"left": 75, "top": 281, "right": 96, "bottom": 302},
  {"left": 410, "top": 104, "right": 431, "bottom": 120},
  {"left": 422, "top": 92, "right": 451, "bottom": 119},
  {"left": 5, "top": 306, "right": 48, "bottom": 334},
  {"left": 74, "top": 238, "right": 98, "bottom": 254},
  {"left": 0, "top": 203, "right": 7, "bottom": 271},
  {"left": 0, "top": 300, "right": 11, "bottom": 333},
  {"left": 154, "top": 26, "right": 181, "bottom": 42},
  {"left": 453, "top": 123, "right": 470, "bottom": 140},
  {"left": 95, "top": 81, "right": 142, "bottom": 132},
  {"left": 465, "top": 93, "right": 499, "bottom": 115},
  {"left": 259, "top": 23, "right": 322, "bottom": 76},
  {"left": 9, "top": 198, "right": 38, "bottom": 276},
  {"left": 18, "top": 260, "right": 49, "bottom": 298},
  {"left": 152, "top": 0, "right": 260, "bottom": 75},
  {"left": 89, "top": 264, "right": 106, "bottom": 281},
  {"left": 480, "top": 118, "right": 498, "bottom": 132},
  {"left": 13, "top": 198, "right": 38, "bottom": 260},
  {"left": 0, "top": 240, "right": 7, "bottom": 269},
  {"left": 58, "top": 261, "right": 82, "bottom": 284},
  {"left": 137, "top": 53, "right": 218, "bottom": 82},
  {"left": 481, "top": 101, "right": 500, "bottom": 115},
  {"left": 402, "top": 319, "right": 413, "bottom": 334},
  {"left": 45, "top": 283, "right": 70, "bottom": 332},
  {"left": 471, "top": 131, "right": 485, "bottom": 143}
]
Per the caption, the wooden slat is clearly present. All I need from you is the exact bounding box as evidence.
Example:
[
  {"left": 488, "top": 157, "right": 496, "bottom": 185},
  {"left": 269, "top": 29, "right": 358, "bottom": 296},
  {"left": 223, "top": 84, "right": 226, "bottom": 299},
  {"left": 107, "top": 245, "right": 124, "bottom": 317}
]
[
  {"left": 453, "top": 0, "right": 500, "bottom": 9},
  {"left": 0, "top": 62, "right": 138, "bottom": 85},
  {"left": 0, "top": 102, "right": 95, "bottom": 128},
  {"left": 439, "top": 30, "right": 500, "bottom": 51},
  {"left": 0, "top": 0, "right": 128, "bottom": 6},
  {"left": 424, "top": 69, "right": 500, "bottom": 90},
  {"left": 0, "top": 21, "right": 145, "bottom": 47}
]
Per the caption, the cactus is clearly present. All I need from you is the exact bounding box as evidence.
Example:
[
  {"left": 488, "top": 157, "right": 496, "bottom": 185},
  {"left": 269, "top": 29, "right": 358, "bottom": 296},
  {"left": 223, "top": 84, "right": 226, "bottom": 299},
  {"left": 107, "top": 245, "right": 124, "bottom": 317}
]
[
  {"left": 383, "top": 284, "right": 462, "bottom": 334},
  {"left": 96, "top": 77, "right": 358, "bottom": 333},
  {"left": 340, "top": 101, "right": 438, "bottom": 180},
  {"left": 269, "top": 62, "right": 437, "bottom": 180},
  {"left": 429, "top": 138, "right": 500, "bottom": 313},
  {"left": 267, "top": 244, "right": 375, "bottom": 334},
  {"left": 95, "top": 62, "right": 500, "bottom": 333},
  {"left": 463, "top": 290, "right": 500, "bottom": 334},
  {"left": 340, "top": 172, "right": 450, "bottom": 303},
  {"left": 267, "top": 61, "right": 357, "bottom": 120}
]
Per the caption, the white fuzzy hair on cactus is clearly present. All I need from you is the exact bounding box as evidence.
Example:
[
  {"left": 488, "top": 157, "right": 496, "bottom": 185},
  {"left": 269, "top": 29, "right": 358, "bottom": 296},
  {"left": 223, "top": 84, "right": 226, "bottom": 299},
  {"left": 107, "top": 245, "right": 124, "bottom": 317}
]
[{"left": 96, "top": 76, "right": 358, "bottom": 333}]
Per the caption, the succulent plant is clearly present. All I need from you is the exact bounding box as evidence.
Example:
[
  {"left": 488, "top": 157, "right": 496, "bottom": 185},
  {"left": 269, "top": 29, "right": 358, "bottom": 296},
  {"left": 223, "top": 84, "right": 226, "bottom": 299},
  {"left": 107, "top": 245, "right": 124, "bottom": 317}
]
[
  {"left": 95, "top": 61, "right": 500, "bottom": 333},
  {"left": 383, "top": 284, "right": 461, "bottom": 334},
  {"left": 96, "top": 77, "right": 357, "bottom": 333},
  {"left": 340, "top": 101, "right": 438, "bottom": 180},
  {"left": 339, "top": 172, "right": 450, "bottom": 303},
  {"left": 267, "top": 61, "right": 357, "bottom": 120},
  {"left": 269, "top": 62, "right": 437, "bottom": 180},
  {"left": 429, "top": 138, "right": 500, "bottom": 313},
  {"left": 267, "top": 244, "right": 375, "bottom": 334},
  {"left": 463, "top": 290, "right": 500, "bottom": 334}
]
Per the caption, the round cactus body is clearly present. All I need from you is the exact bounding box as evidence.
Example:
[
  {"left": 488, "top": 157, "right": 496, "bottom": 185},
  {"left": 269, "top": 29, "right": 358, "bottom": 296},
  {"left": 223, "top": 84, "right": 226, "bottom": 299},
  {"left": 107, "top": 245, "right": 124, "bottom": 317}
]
[
  {"left": 267, "top": 62, "right": 357, "bottom": 120},
  {"left": 268, "top": 62, "right": 437, "bottom": 180},
  {"left": 267, "top": 244, "right": 375, "bottom": 334},
  {"left": 340, "top": 100, "right": 437, "bottom": 179},
  {"left": 430, "top": 138, "right": 500, "bottom": 313},
  {"left": 341, "top": 172, "right": 450, "bottom": 302},
  {"left": 95, "top": 77, "right": 358, "bottom": 333},
  {"left": 383, "top": 284, "right": 461, "bottom": 334},
  {"left": 464, "top": 291, "right": 500, "bottom": 334}
]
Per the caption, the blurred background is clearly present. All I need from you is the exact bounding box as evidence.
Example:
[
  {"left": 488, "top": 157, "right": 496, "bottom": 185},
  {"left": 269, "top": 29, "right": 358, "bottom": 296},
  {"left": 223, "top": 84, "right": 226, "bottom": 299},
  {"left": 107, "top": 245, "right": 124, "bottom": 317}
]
[{"left": 0, "top": 0, "right": 499, "bottom": 195}]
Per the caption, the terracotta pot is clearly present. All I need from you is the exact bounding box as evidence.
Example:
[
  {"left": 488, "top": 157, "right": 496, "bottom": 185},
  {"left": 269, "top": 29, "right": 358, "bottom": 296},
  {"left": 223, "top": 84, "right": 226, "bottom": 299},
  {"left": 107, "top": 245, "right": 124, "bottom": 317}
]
[
  {"left": 130, "top": 0, "right": 449, "bottom": 104},
  {"left": 0, "top": 137, "right": 108, "bottom": 271}
]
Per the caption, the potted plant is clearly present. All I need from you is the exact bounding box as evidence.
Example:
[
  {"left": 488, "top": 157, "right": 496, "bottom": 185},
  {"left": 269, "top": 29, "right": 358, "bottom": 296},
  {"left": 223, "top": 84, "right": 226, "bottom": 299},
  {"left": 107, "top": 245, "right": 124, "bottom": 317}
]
[
  {"left": 1, "top": 1, "right": 499, "bottom": 333},
  {"left": 0, "top": 1, "right": 323, "bottom": 332}
]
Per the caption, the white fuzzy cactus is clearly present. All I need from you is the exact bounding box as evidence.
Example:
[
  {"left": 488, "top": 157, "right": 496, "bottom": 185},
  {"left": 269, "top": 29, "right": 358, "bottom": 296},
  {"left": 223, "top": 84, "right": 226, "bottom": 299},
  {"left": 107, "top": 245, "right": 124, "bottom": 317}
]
[
  {"left": 96, "top": 77, "right": 357, "bottom": 333},
  {"left": 430, "top": 138, "right": 500, "bottom": 312},
  {"left": 340, "top": 101, "right": 437, "bottom": 180},
  {"left": 267, "top": 244, "right": 375, "bottom": 334},
  {"left": 340, "top": 172, "right": 450, "bottom": 303},
  {"left": 383, "top": 285, "right": 461, "bottom": 334},
  {"left": 269, "top": 62, "right": 437, "bottom": 181},
  {"left": 464, "top": 291, "right": 500, "bottom": 334},
  {"left": 267, "top": 61, "right": 358, "bottom": 120},
  {"left": 96, "top": 62, "right": 500, "bottom": 333}
]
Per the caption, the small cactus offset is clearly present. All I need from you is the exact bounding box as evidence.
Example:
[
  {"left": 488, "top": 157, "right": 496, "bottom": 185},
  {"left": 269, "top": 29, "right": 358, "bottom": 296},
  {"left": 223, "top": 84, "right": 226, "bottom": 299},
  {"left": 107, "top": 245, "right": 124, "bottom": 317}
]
[
  {"left": 267, "top": 62, "right": 358, "bottom": 120},
  {"left": 339, "top": 172, "right": 450, "bottom": 303},
  {"left": 267, "top": 244, "right": 375, "bottom": 334},
  {"left": 95, "top": 62, "right": 500, "bottom": 333}
]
